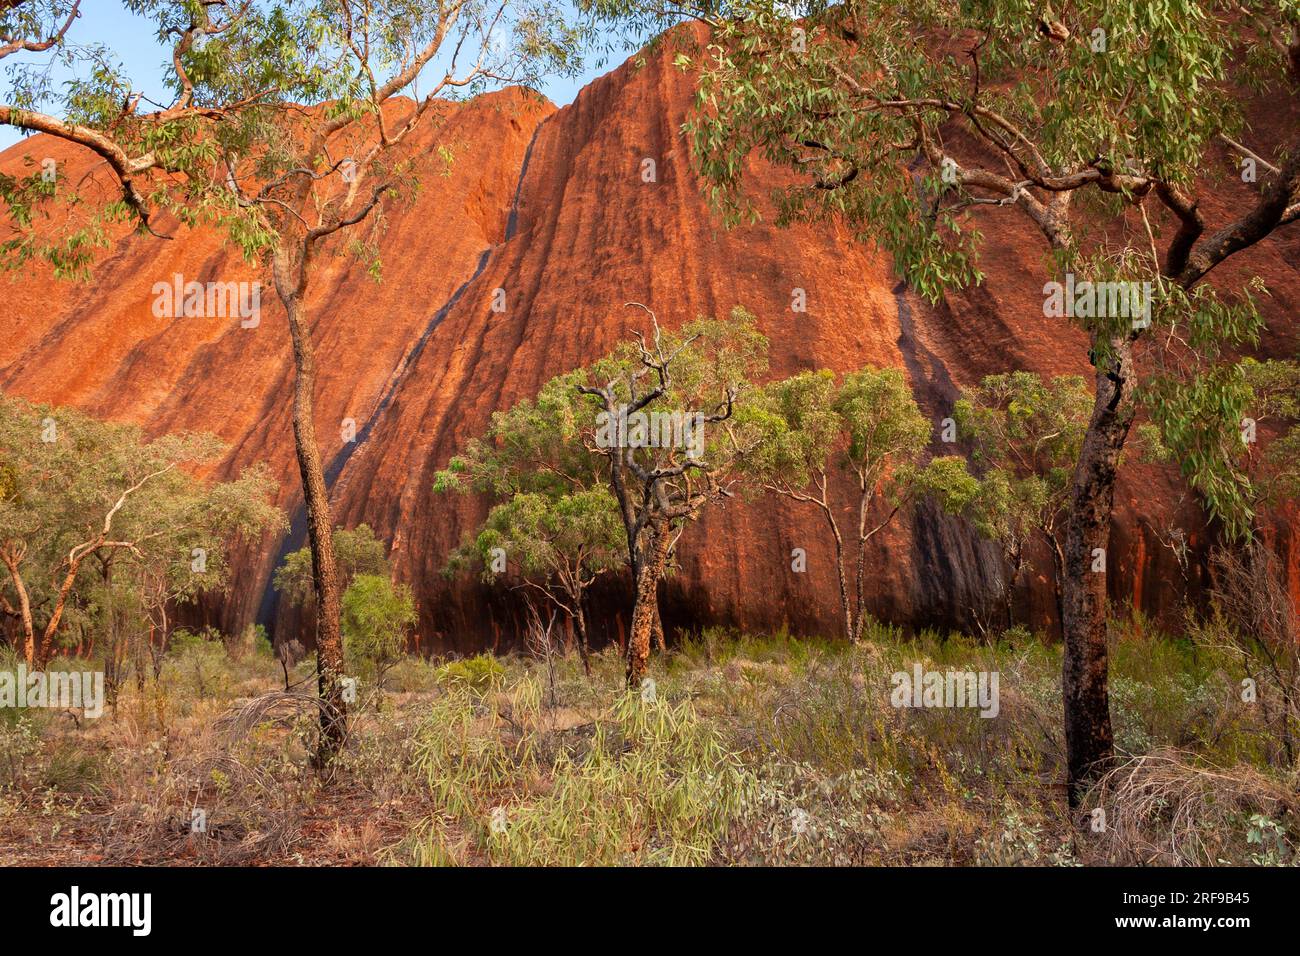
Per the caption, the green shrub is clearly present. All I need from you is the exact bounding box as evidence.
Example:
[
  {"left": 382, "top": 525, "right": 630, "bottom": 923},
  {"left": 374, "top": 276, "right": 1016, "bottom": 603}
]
[
  {"left": 342, "top": 574, "right": 416, "bottom": 690},
  {"left": 163, "top": 627, "right": 231, "bottom": 701},
  {"left": 252, "top": 624, "right": 274, "bottom": 659},
  {"left": 0, "top": 714, "right": 40, "bottom": 790},
  {"left": 433, "top": 654, "right": 505, "bottom": 692},
  {"left": 491, "top": 692, "right": 755, "bottom": 866},
  {"left": 406, "top": 670, "right": 754, "bottom": 865}
]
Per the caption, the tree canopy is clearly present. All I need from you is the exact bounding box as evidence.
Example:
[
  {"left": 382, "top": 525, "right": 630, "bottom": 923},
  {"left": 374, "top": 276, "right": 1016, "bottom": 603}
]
[{"left": 0, "top": 392, "right": 283, "bottom": 663}]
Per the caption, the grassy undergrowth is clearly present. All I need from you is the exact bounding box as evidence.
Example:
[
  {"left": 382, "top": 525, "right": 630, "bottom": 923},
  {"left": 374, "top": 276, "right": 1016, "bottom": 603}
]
[{"left": 1, "top": 619, "right": 1296, "bottom": 866}]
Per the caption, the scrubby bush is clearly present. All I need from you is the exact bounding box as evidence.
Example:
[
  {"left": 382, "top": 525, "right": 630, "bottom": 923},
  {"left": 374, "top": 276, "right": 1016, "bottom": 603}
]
[
  {"left": 252, "top": 626, "right": 274, "bottom": 659},
  {"left": 0, "top": 714, "right": 40, "bottom": 792},
  {"left": 433, "top": 654, "right": 505, "bottom": 692},
  {"left": 163, "top": 628, "right": 232, "bottom": 703},
  {"left": 5, "top": 612, "right": 1297, "bottom": 866},
  {"left": 406, "top": 673, "right": 754, "bottom": 865},
  {"left": 341, "top": 574, "right": 417, "bottom": 695}
]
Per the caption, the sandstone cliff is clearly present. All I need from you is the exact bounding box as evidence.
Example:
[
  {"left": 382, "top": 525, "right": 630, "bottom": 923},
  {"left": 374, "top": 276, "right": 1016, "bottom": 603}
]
[{"left": 2, "top": 37, "right": 1296, "bottom": 652}]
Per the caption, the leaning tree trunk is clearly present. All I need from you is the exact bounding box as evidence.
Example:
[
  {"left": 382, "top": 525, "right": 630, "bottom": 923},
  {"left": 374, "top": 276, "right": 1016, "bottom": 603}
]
[
  {"left": 14, "top": 585, "right": 33, "bottom": 666},
  {"left": 276, "top": 252, "right": 347, "bottom": 765},
  {"left": 1060, "top": 335, "right": 1136, "bottom": 806},
  {"left": 627, "top": 518, "right": 672, "bottom": 688},
  {"left": 1, "top": 554, "right": 35, "bottom": 666}
]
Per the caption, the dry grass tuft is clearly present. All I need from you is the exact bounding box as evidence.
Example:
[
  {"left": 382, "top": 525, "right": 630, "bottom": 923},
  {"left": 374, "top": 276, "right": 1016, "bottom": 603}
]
[{"left": 1090, "top": 748, "right": 1297, "bottom": 865}]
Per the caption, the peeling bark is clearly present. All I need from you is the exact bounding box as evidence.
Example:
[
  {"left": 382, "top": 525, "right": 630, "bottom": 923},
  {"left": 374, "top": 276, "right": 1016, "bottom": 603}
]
[{"left": 627, "top": 519, "right": 671, "bottom": 688}]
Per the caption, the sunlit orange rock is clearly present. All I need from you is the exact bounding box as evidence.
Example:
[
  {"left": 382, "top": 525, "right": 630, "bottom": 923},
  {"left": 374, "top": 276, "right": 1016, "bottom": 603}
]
[{"left": 2, "top": 36, "right": 1296, "bottom": 652}]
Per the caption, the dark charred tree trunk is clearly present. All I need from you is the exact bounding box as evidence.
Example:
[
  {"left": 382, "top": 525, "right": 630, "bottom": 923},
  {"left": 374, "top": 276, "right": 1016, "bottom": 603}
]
[
  {"left": 274, "top": 248, "right": 346, "bottom": 765},
  {"left": 1005, "top": 578, "right": 1015, "bottom": 634},
  {"left": 1060, "top": 334, "right": 1136, "bottom": 806}
]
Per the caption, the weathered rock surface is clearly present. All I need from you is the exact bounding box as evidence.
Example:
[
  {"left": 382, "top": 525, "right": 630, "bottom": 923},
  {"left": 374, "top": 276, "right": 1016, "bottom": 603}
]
[{"left": 2, "top": 35, "right": 1296, "bottom": 652}]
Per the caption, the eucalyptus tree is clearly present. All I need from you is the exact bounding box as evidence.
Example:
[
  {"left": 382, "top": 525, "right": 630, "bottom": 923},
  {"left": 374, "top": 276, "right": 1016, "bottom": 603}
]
[
  {"left": 742, "top": 365, "right": 938, "bottom": 643},
  {"left": 1229, "top": 357, "right": 1300, "bottom": 766},
  {"left": 340, "top": 572, "right": 416, "bottom": 695},
  {"left": 0, "top": 1, "right": 297, "bottom": 271},
  {"left": 941, "top": 372, "right": 1092, "bottom": 632},
  {"left": 273, "top": 523, "right": 390, "bottom": 612},
  {"left": 0, "top": 394, "right": 282, "bottom": 666},
  {"left": 588, "top": 0, "right": 1300, "bottom": 801},
  {"left": 577, "top": 306, "right": 767, "bottom": 686},
  {"left": 439, "top": 307, "right": 766, "bottom": 686},
  {"left": 1142, "top": 356, "right": 1300, "bottom": 536},
  {"left": 1141, "top": 357, "right": 1300, "bottom": 766},
  {"left": 435, "top": 369, "right": 619, "bottom": 673},
  {"left": 1239, "top": 358, "right": 1300, "bottom": 508},
  {"left": 435, "top": 368, "right": 604, "bottom": 502},
  {"left": 445, "top": 489, "right": 624, "bottom": 674},
  {"left": 1, "top": 0, "right": 586, "bottom": 757},
  {"left": 1139, "top": 353, "right": 1300, "bottom": 585}
]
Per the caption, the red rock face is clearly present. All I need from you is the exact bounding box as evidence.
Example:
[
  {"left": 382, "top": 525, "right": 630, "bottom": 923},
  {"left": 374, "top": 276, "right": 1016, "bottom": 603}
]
[{"left": 2, "top": 38, "right": 1296, "bottom": 652}]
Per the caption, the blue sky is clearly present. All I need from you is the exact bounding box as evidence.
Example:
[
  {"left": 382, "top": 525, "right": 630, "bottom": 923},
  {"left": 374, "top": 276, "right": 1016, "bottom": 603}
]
[{"left": 0, "top": 2, "right": 625, "bottom": 150}]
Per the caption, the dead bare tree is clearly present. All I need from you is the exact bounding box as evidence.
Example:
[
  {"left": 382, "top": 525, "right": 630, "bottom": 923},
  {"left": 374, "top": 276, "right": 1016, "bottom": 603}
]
[
  {"left": 1206, "top": 541, "right": 1300, "bottom": 767},
  {"left": 523, "top": 599, "right": 559, "bottom": 709},
  {"left": 276, "top": 638, "right": 307, "bottom": 693}
]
